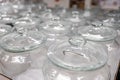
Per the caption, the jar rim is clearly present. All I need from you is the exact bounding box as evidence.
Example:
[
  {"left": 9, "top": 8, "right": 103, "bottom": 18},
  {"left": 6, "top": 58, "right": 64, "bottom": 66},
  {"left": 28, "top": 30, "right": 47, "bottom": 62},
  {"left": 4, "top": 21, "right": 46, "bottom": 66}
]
[
  {"left": 0, "top": 31, "right": 46, "bottom": 53},
  {"left": 47, "top": 40, "right": 108, "bottom": 71}
]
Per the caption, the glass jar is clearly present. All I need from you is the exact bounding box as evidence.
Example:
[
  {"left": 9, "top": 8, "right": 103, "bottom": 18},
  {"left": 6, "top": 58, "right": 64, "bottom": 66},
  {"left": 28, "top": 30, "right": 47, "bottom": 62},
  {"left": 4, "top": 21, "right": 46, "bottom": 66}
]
[
  {"left": 58, "top": 8, "right": 85, "bottom": 36},
  {"left": 100, "top": 13, "right": 120, "bottom": 45},
  {"left": 14, "top": 14, "right": 41, "bottom": 33},
  {"left": 0, "top": 1, "right": 18, "bottom": 25},
  {"left": 39, "top": 8, "right": 58, "bottom": 23},
  {"left": 43, "top": 36, "right": 110, "bottom": 80},
  {"left": 0, "top": 31, "right": 46, "bottom": 78},
  {"left": 39, "top": 16, "right": 71, "bottom": 48},
  {"left": 11, "top": 0, "right": 25, "bottom": 13},
  {"left": 76, "top": 24, "right": 119, "bottom": 80},
  {"left": 52, "top": 5, "right": 68, "bottom": 18},
  {"left": 62, "top": 7, "right": 84, "bottom": 23}
]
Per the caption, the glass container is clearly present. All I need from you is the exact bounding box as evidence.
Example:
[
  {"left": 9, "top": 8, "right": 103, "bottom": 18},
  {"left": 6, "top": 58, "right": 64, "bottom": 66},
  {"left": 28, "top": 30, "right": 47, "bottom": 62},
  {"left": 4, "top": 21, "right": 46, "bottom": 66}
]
[
  {"left": 99, "top": 12, "right": 120, "bottom": 44},
  {"left": 39, "top": 16, "right": 71, "bottom": 47},
  {"left": 43, "top": 36, "right": 110, "bottom": 80},
  {"left": 0, "top": 30, "right": 46, "bottom": 78},
  {"left": 39, "top": 8, "right": 59, "bottom": 23},
  {"left": 0, "top": 0, "right": 18, "bottom": 24},
  {"left": 14, "top": 14, "right": 41, "bottom": 33},
  {"left": 76, "top": 24, "right": 119, "bottom": 79}
]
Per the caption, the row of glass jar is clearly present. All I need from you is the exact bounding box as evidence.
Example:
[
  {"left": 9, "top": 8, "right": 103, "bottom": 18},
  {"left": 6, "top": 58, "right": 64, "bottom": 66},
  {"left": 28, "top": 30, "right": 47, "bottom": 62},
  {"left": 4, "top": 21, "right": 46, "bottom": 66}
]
[{"left": 0, "top": 1, "right": 120, "bottom": 80}]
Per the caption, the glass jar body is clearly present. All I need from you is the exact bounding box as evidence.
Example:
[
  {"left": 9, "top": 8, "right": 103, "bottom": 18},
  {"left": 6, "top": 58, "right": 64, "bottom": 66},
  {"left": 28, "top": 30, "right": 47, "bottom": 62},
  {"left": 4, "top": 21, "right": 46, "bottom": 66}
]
[
  {"left": 93, "top": 40, "right": 119, "bottom": 66},
  {"left": 0, "top": 50, "right": 31, "bottom": 78},
  {"left": 43, "top": 60, "right": 110, "bottom": 80},
  {"left": 89, "top": 39, "right": 119, "bottom": 80}
]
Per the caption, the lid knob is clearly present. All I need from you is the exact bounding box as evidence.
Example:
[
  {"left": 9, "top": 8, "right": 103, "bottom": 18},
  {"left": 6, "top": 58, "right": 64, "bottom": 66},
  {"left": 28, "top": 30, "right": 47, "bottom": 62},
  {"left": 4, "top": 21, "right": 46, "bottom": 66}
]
[{"left": 69, "top": 36, "right": 86, "bottom": 48}]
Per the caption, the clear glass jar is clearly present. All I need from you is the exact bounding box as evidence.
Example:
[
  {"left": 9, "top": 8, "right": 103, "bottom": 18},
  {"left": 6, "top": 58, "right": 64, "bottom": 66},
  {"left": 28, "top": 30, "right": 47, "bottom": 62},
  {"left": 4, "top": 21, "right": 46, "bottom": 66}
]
[
  {"left": 100, "top": 12, "right": 120, "bottom": 45},
  {"left": 39, "top": 16, "right": 71, "bottom": 48},
  {"left": 39, "top": 8, "right": 58, "bottom": 23},
  {"left": 10, "top": 0, "right": 25, "bottom": 13},
  {"left": 43, "top": 36, "right": 110, "bottom": 80},
  {"left": 76, "top": 24, "right": 119, "bottom": 80},
  {"left": 52, "top": 5, "right": 68, "bottom": 18},
  {"left": 0, "top": 31, "right": 46, "bottom": 78},
  {"left": 0, "top": 1, "right": 18, "bottom": 24},
  {"left": 62, "top": 7, "right": 84, "bottom": 23},
  {"left": 14, "top": 14, "right": 41, "bottom": 33}
]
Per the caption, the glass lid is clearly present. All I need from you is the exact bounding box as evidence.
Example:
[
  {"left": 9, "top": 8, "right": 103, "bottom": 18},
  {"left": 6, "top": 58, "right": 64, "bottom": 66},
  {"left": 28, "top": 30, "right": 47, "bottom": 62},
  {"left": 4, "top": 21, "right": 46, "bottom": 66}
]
[
  {"left": 39, "top": 8, "right": 58, "bottom": 21},
  {"left": 93, "top": 12, "right": 120, "bottom": 30},
  {"left": 47, "top": 36, "right": 107, "bottom": 71},
  {"left": 105, "top": 10, "right": 120, "bottom": 17},
  {"left": 64, "top": 10, "right": 85, "bottom": 24},
  {"left": 15, "top": 14, "right": 40, "bottom": 25},
  {"left": 52, "top": 5, "right": 68, "bottom": 18},
  {"left": 102, "top": 17, "right": 120, "bottom": 30},
  {"left": 0, "top": 31, "right": 46, "bottom": 53},
  {"left": 0, "top": 1, "right": 18, "bottom": 23},
  {"left": 0, "top": 24, "right": 12, "bottom": 37},
  {"left": 0, "top": 13, "right": 18, "bottom": 24},
  {"left": 40, "top": 16, "right": 71, "bottom": 37},
  {"left": 18, "top": 3, "right": 40, "bottom": 18},
  {"left": 77, "top": 24, "right": 118, "bottom": 42},
  {"left": 14, "top": 15, "right": 40, "bottom": 32}
]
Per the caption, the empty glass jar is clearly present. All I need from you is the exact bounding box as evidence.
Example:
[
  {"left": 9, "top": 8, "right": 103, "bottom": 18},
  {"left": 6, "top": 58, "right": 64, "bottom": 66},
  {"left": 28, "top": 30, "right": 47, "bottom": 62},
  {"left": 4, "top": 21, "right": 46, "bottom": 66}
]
[
  {"left": 0, "top": 30, "right": 46, "bottom": 78},
  {"left": 43, "top": 36, "right": 110, "bottom": 80},
  {"left": 76, "top": 24, "right": 119, "bottom": 80},
  {"left": 39, "top": 16, "right": 71, "bottom": 48},
  {"left": 14, "top": 14, "right": 41, "bottom": 33},
  {"left": 0, "top": 1, "right": 18, "bottom": 25}
]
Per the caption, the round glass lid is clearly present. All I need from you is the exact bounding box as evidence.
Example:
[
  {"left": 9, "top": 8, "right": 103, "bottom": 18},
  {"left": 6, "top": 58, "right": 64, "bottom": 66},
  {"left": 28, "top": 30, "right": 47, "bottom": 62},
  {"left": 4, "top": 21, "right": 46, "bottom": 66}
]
[
  {"left": 0, "top": 31, "right": 46, "bottom": 53},
  {"left": 0, "top": 2, "right": 18, "bottom": 23},
  {"left": 40, "top": 16, "right": 71, "bottom": 37},
  {"left": 0, "top": 13, "right": 18, "bottom": 24},
  {"left": 14, "top": 16, "right": 40, "bottom": 32},
  {"left": 15, "top": 14, "right": 40, "bottom": 25},
  {"left": 39, "top": 8, "right": 57, "bottom": 21},
  {"left": 0, "top": 24, "right": 12, "bottom": 37},
  {"left": 77, "top": 24, "right": 118, "bottom": 42},
  {"left": 64, "top": 10, "right": 85, "bottom": 24},
  {"left": 47, "top": 36, "right": 107, "bottom": 71}
]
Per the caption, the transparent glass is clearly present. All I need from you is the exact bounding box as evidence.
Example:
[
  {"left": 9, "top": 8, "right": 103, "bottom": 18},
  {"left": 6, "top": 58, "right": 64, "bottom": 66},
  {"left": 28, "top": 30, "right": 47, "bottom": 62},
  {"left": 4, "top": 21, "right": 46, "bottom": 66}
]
[
  {"left": 39, "top": 8, "right": 58, "bottom": 22},
  {"left": 52, "top": 5, "right": 68, "bottom": 18},
  {"left": 0, "top": 31, "right": 46, "bottom": 78},
  {"left": 43, "top": 37, "right": 110, "bottom": 80},
  {"left": 43, "top": 60, "right": 110, "bottom": 80},
  {"left": 11, "top": 0, "right": 25, "bottom": 13},
  {"left": 0, "top": 51, "right": 31, "bottom": 78},
  {"left": 40, "top": 16, "right": 71, "bottom": 47},
  {"left": 0, "top": 0, "right": 18, "bottom": 24},
  {"left": 76, "top": 24, "right": 119, "bottom": 79},
  {"left": 14, "top": 14, "right": 41, "bottom": 33}
]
